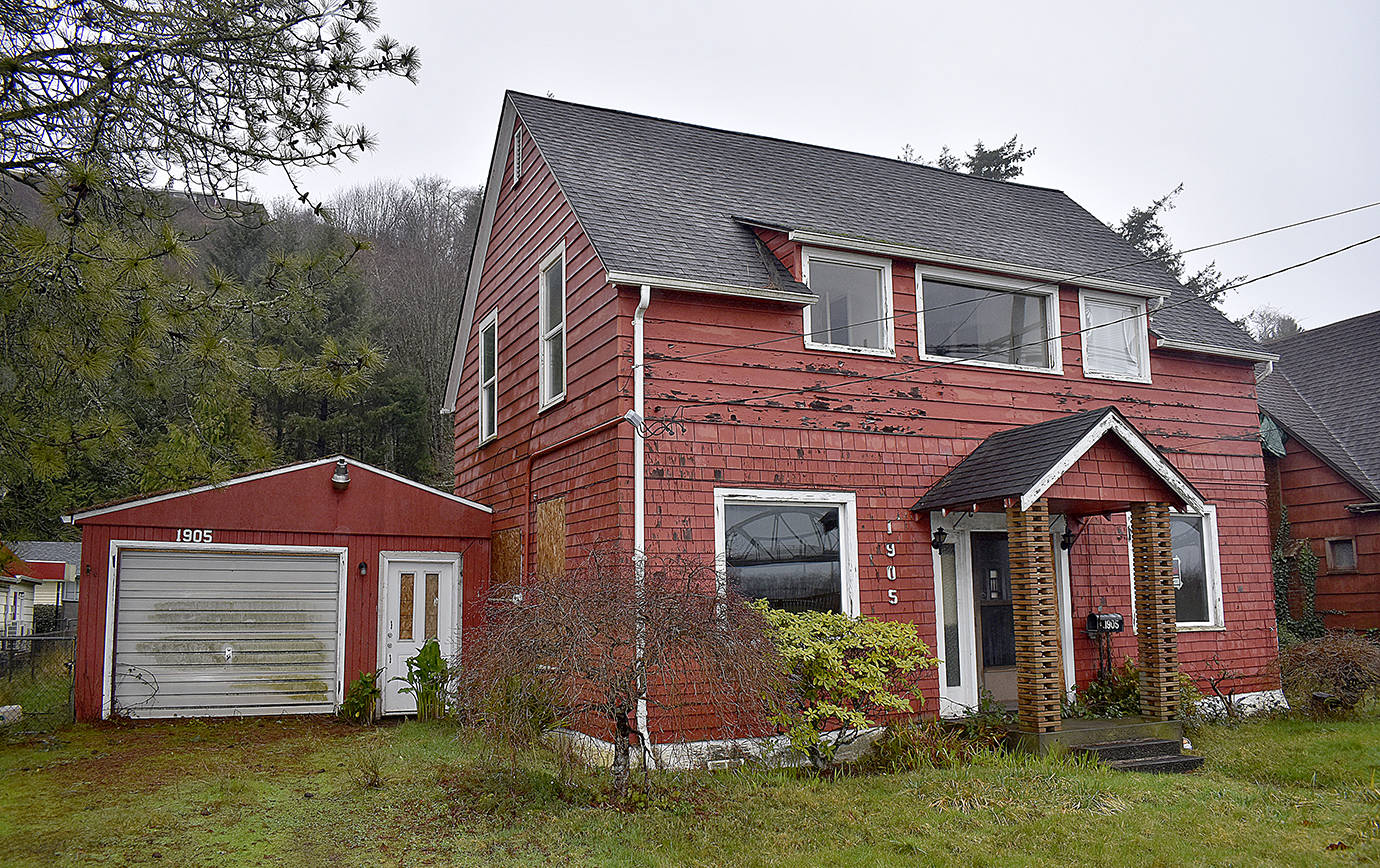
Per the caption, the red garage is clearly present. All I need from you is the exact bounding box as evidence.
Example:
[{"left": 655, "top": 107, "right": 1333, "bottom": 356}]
[{"left": 66, "top": 457, "right": 490, "bottom": 721}]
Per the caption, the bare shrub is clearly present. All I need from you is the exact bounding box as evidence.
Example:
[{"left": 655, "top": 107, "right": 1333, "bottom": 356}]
[
  {"left": 456, "top": 546, "right": 787, "bottom": 798},
  {"left": 1280, "top": 632, "right": 1380, "bottom": 713}
]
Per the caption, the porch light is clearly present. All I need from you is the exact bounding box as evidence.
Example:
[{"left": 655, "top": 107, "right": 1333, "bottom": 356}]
[
  {"left": 1060, "top": 527, "right": 1075, "bottom": 550},
  {"left": 930, "top": 527, "right": 949, "bottom": 550},
  {"left": 331, "top": 459, "right": 350, "bottom": 490}
]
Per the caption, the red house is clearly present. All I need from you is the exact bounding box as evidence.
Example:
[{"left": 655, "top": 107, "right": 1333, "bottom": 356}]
[
  {"left": 1258, "top": 311, "right": 1380, "bottom": 630},
  {"left": 445, "top": 93, "right": 1284, "bottom": 749}
]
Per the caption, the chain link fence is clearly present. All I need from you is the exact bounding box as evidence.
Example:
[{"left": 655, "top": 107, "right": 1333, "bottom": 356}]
[{"left": 0, "top": 632, "right": 76, "bottom": 731}]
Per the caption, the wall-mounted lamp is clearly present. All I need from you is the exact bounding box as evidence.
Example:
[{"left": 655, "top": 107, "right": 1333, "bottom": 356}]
[
  {"left": 1060, "top": 518, "right": 1085, "bottom": 551},
  {"left": 930, "top": 527, "right": 949, "bottom": 550},
  {"left": 357, "top": 561, "right": 367, "bottom": 576},
  {"left": 332, "top": 458, "right": 350, "bottom": 490}
]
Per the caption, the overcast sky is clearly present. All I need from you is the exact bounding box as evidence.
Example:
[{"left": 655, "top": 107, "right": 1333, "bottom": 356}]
[{"left": 256, "top": 0, "right": 1380, "bottom": 329}]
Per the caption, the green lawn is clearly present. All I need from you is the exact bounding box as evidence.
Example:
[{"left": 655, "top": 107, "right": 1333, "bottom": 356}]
[{"left": 1, "top": 716, "right": 1378, "bottom": 866}]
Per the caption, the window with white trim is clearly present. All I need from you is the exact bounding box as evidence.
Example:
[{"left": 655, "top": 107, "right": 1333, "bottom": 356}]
[
  {"left": 512, "top": 130, "right": 523, "bottom": 185},
  {"left": 917, "top": 267, "right": 1060, "bottom": 372},
  {"left": 802, "top": 248, "right": 893, "bottom": 355},
  {"left": 1128, "top": 505, "right": 1224, "bottom": 629},
  {"left": 538, "top": 244, "right": 566, "bottom": 408},
  {"left": 1080, "top": 290, "right": 1150, "bottom": 382},
  {"left": 715, "top": 489, "right": 858, "bottom": 615},
  {"left": 477, "top": 309, "right": 499, "bottom": 443}
]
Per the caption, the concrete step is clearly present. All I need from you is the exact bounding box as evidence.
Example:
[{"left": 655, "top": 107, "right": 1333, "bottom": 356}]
[
  {"left": 1106, "top": 753, "right": 1205, "bottom": 774},
  {"left": 1073, "top": 738, "right": 1183, "bottom": 762}
]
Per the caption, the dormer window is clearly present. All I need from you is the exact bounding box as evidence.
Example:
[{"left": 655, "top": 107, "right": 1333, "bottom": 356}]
[
  {"left": 1079, "top": 289, "right": 1151, "bottom": 383},
  {"left": 917, "top": 266, "right": 1061, "bottom": 373},
  {"left": 802, "top": 248, "right": 894, "bottom": 356}
]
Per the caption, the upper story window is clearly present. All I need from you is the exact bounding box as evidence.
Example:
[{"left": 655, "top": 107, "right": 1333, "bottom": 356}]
[
  {"left": 917, "top": 266, "right": 1061, "bottom": 373},
  {"left": 512, "top": 130, "right": 523, "bottom": 185},
  {"left": 802, "top": 248, "right": 894, "bottom": 356},
  {"left": 477, "top": 309, "right": 499, "bottom": 444},
  {"left": 1080, "top": 289, "right": 1151, "bottom": 383},
  {"left": 538, "top": 243, "right": 566, "bottom": 409}
]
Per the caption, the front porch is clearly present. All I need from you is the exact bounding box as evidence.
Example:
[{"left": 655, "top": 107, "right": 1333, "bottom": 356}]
[{"left": 913, "top": 407, "right": 1206, "bottom": 746}]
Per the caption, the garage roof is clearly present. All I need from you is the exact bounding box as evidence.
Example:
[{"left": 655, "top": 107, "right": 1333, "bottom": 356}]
[{"left": 64, "top": 456, "right": 491, "bottom": 522}]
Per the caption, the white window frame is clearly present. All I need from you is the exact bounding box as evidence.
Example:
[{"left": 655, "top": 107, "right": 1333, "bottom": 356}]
[
  {"left": 1078, "top": 288, "right": 1151, "bottom": 384},
  {"left": 1127, "top": 504, "right": 1224, "bottom": 631},
  {"left": 916, "top": 264, "right": 1063, "bottom": 375},
  {"left": 477, "top": 308, "right": 499, "bottom": 445},
  {"left": 512, "top": 130, "right": 523, "bottom": 185},
  {"left": 712, "top": 487, "right": 860, "bottom": 617},
  {"left": 538, "top": 242, "right": 567, "bottom": 410},
  {"left": 801, "top": 247, "right": 895, "bottom": 358}
]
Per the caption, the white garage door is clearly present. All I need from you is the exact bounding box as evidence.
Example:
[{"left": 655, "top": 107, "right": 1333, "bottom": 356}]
[{"left": 112, "top": 548, "right": 343, "bottom": 718}]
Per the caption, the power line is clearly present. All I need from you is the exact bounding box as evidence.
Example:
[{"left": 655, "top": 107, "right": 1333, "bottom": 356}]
[
  {"left": 650, "top": 230, "right": 1380, "bottom": 416},
  {"left": 649, "top": 198, "right": 1380, "bottom": 366}
]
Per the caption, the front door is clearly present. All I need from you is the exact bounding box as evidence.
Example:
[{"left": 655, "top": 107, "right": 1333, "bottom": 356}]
[
  {"left": 380, "top": 556, "right": 460, "bottom": 715},
  {"left": 931, "top": 513, "right": 1075, "bottom": 718}
]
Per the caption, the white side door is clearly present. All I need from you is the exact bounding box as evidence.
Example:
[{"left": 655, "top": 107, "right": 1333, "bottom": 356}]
[{"left": 380, "top": 556, "right": 460, "bottom": 715}]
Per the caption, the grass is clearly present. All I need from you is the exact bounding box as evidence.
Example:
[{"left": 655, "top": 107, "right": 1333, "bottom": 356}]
[{"left": 0, "top": 716, "right": 1378, "bottom": 866}]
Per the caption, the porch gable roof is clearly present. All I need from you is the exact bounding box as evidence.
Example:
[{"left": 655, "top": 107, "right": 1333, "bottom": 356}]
[{"left": 910, "top": 407, "right": 1205, "bottom": 514}]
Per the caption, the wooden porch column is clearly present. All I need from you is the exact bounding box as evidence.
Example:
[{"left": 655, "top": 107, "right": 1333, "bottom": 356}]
[
  {"left": 1130, "top": 502, "right": 1179, "bottom": 721},
  {"left": 1006, "top": 498, "right": 1062, "bottom": 734}
]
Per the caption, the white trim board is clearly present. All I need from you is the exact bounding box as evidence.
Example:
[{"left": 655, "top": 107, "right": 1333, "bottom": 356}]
[
  {"left": 65, "top": 455, "right": 491, "bottom": 522},
  {"left": 788, "top": 229, "right": 1173, "bottom": 299},
  {"left": 102, "top": 540, "right": 349, "bottom": 720},
  {"left": 1153, "top": 337, "right": 1278, "bottom": 363},
  {"left": 605, "top": 271, "right": 818, "bottom": 306},
  {"left": 1019, "top": 411, "right": 1206, "bottom": 513}
]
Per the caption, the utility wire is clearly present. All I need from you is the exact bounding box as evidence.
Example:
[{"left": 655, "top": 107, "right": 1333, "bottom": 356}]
[
  {"left": 651, "top": 230, "right": 1380, "bottom": 415},
  {"left": 650, "top": 198, "right": 1380, "bottom": 366}
]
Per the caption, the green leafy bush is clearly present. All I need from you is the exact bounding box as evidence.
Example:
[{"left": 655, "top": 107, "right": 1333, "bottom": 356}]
[
  {"left": 1063, "top": 658, "right": 1140, "bottom": 719},
  {"left": 396, "top": 639, "right": 449, "bottom": 721},
  {"left": 754, "top": 604, "right": 938, "bottom": 771},
  {"left": 339, "top": 669, "right": 382, "bottom": 724}
]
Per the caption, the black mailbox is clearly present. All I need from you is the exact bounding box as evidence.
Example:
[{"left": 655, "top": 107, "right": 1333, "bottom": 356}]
[{"left": 1085, "top": 612, "right": 1125, "bottom": 635}]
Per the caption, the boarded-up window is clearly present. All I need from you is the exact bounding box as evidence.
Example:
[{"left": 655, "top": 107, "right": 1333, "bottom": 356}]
[
  {"left": 492, "top": 528, "right": 522, "bottom": 586},
  {"left": 536, "top": 497, "right": 566, "bottom": 578}
]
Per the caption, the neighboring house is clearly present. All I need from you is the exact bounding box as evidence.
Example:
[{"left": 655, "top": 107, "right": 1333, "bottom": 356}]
[
  {"left": 0, "top": 548, "right": 38, "bottom": 637},
  {"left": 444, "top": 93, "right": 1283, "bottom": 748},
  {"left": 1258, "top": 311, "right": 1380, "bottom": 630},
  {"left": 10, "top": 541, "right": 81, "bottom": 615}
]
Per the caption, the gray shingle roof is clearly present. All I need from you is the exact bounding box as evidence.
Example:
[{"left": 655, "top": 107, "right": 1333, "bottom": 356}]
[
  {"left": 509, "top": 92, "right": 1261, "bottom": 356},
  {"left": 1257, "top": 311, "right": 1380, "bottom": 502},
  {"left": 911, "top": 408, "right": 1115, "bottom": 512},
  {"left": 10, "top": 541, "right": 80, "bottom": 566}
]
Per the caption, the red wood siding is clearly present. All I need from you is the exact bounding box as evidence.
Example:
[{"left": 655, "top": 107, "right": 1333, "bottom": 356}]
[
  {"left": 73, "top": 462, "right": 489, "bottom": 721},
  {"left": 452, "top": 119, "right": 633, "bottom": 578},
  {"left": 456, "top": 204, "right": 1281, "bottom": 740},
  {"left": 1272, "top": 439, "right": 1380, "bottom": 629}
]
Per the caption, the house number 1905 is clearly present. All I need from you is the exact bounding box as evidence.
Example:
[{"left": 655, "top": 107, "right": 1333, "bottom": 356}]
[
  {"left": 176, "top": 528, "right": 213, "bottom": 543},
  {"left": 884, "top": 522, "right": 898, "bottom": 605}
]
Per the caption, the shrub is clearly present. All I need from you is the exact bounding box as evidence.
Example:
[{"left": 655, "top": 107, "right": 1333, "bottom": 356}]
[
  {"left": 755, "top": 605, "right": 938, "bottom": 772},
  {"left": 853, "top": 720, "right": 1003, "bottom": 774},
  {"left": 397, "top": 639, "right": 449, "bottom": 721},
  {"left": 1280, "top": 632, "right": 1380, "bottom": 713},
  {"left": 339, "top": 669, "right": 382, "bottom": 724},
  {"left": 1063, "top": 658, "right": 1140, "bottom": 719}
]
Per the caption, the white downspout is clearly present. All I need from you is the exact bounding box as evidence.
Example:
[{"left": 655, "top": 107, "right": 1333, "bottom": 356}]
[{"left": 632, "top": 284, "right": 654, "bottom": 765}]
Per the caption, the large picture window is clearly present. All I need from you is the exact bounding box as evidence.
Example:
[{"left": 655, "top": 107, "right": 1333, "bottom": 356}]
[
  {"left": 918, "top": 268, "right": 1059, "bottom": 372},
  {"left": 538, "top": 243, "right": 566, "bottom": 408},
  {"left": 1080, "top": 290, "right": 1150, "bottom": 382},
  {"left": 715, "top": 489, "right": 858, "bottom": 615},
  {"left": 803, "top": 249, "right": 893, "bottom": 355}
]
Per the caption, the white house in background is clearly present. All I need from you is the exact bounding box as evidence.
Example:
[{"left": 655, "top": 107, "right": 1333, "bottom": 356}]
[
  {"left": 10, "top": 542, "right": 81, "bottom": 612},
  {"left": 0, "top": 573, "right": 37, "bottom": 637}
]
